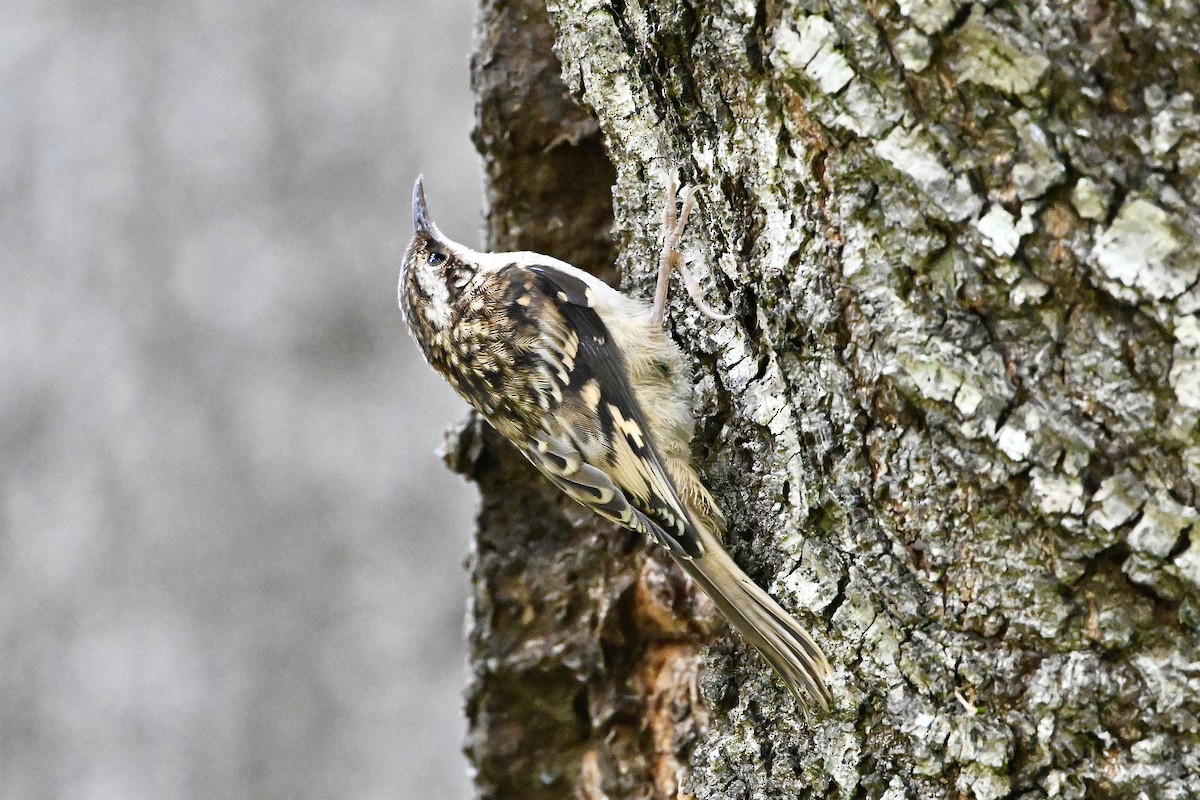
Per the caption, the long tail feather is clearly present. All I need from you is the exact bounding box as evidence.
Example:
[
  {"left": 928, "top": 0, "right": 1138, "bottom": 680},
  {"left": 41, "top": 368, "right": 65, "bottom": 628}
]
[{"left": 677, "top": 547, "right": 832, "bottom": 710}]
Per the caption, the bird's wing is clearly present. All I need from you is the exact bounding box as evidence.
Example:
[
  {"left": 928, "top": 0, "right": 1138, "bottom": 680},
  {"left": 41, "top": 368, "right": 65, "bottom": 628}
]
[{"left": 501, "top": 261, "right": 706, "bottom": 559}]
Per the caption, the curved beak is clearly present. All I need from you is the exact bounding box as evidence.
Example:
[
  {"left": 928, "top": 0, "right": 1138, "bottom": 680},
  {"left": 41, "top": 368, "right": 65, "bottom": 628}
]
[{"left": 412, "top": 175, "right": 435, "bottom": 237}]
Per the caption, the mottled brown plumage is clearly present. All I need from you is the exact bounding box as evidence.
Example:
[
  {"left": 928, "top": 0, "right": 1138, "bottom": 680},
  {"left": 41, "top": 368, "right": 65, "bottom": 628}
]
[{"left": 399, "top": 175, "right": 833, "bottom": 709}]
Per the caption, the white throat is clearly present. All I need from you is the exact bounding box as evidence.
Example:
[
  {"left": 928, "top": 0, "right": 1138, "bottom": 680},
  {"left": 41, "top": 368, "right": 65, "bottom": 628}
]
[{"left": 415, "top": 255, "right": 454, "bottom": 330}]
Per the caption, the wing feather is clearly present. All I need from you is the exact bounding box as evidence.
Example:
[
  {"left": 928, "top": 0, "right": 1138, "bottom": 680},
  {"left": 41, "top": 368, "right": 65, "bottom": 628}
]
[{"left": 501, "top": 263, "right": 706, "bottom": 558}]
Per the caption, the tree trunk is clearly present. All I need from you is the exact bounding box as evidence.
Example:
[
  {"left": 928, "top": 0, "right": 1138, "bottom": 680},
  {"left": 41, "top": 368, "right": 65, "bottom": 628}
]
[{"left": 457, "top": 0, "right": 1200, "bottom": 797}]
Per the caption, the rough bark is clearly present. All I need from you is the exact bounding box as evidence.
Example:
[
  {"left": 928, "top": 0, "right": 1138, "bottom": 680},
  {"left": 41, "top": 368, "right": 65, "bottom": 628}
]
[{"left": 458, "top": 0, "right": 1200, "bottom": 798}]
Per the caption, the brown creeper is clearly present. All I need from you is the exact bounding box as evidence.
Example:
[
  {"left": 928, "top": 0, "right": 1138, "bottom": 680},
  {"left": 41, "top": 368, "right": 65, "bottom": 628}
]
[{"left": 399, "top": 175, "right": 832, "bottom": 709}]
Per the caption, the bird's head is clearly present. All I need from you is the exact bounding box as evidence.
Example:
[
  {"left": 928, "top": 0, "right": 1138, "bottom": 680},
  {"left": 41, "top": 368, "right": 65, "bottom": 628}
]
[{"left": 399, "top": 176, "right": 476, "bottom": 332}]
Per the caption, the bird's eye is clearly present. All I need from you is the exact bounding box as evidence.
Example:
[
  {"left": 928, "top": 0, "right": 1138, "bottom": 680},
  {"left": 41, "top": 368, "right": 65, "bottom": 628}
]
[{"left": 427, "top": 251, "right": 447, "bottom": 266}]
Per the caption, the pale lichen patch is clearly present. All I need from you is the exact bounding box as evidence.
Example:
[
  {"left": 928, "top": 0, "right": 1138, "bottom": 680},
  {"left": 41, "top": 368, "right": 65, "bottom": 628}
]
[
  {"left": 894, "top": 28, "right": 932, "bottom": 72},
  {"left": 1090, "top": 199, "right": 1190, "bottom": 301},
  {"left": 1128, "top": 494, "right": 1197, "bottom": 558},
  {"left": 824, "top": 730, "right": 862, "bottom": 796},
  {"left": 1174, "top": 541, "right": 1200, "bottom": 589},
  {"left": 950, "top": 11, "right": 1050, "bottom": 95},
  {"left": 954, "top": 380, "right": 984, "bottom": 415},
  {"left": 833, "top": 78, "right": 896, "bottom": 137},
  {"left": 1175, "top": 314, "right": 1200, "bottom": 347},
  {"left": 716, "top": 336, "right": 756, "bottom": 394},
  {"left": 957, "top": 762, "right": 1011, "bottom": 800},
  {"left": 1145, "top": 92, "right": 1198, "bottom": 157},
  {"left": 1087, "top": 471, "right": 1146, "bottom": 532},
  {"left": 976, "top": 203, "right": 1035, "bottom": 257},
  {"left": 1169, "top": 358, "right": 1200, "bottom": 410},
  {"left": 898, "top": 706, "right": 952, "bottom": 776},
  {"left": 745, "top": 375, "right": 790, "bottom": 432},
  {"left": 1010, "top": 277, "right": 1050, "bottom": 306},
  {"left": 899, "top": 0, "right": 964, "bottom": 35},
  {"left": 947, "top": 716, "right": 1014, "bottom": 800},
  {"left": 875, "top": 125, "right": 983, "bottom": 220},
  {"left": 772, "top": 15, "right": 855, "bottom": 96},
  {"left": 1010, "top": 111, "right": 1066, "bottom": 199},
  {"left": 1032, "top": 470, "right": 1085, "bottom": 516},
  {"left": 995, "top": 424, "right": 1032, "bottom": 461},
  {"left": 778, "top": 540, "right": 840, "bottom": 613},
  {"left": 1132, "top": 650, "right": 1199, "bottom": 712},
  {"left": 1170, "top": 315, "right": 1200, "bottom": 410},
  {"left": 1070, "top": 177, "right": 1109, "bottom": 220},
  {"left": 895, "top": 349, "right": 965, "bottom": 405}
]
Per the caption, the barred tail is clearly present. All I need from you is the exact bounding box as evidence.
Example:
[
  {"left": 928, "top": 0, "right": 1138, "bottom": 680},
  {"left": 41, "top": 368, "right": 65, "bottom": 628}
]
[{"left": 678, "top": 546, "right": 832, "bottom": 710}]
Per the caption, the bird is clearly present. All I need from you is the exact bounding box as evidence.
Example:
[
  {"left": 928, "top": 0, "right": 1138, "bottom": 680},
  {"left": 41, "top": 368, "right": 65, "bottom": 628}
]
[{"left": 398, "top": 173, "right": 832, "bottom": 709}]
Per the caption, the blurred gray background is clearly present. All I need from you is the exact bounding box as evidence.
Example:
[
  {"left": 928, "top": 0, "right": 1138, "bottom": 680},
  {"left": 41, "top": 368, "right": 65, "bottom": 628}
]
[{"left": 2, "top": 2, "right": 482, "bottom": 798}]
